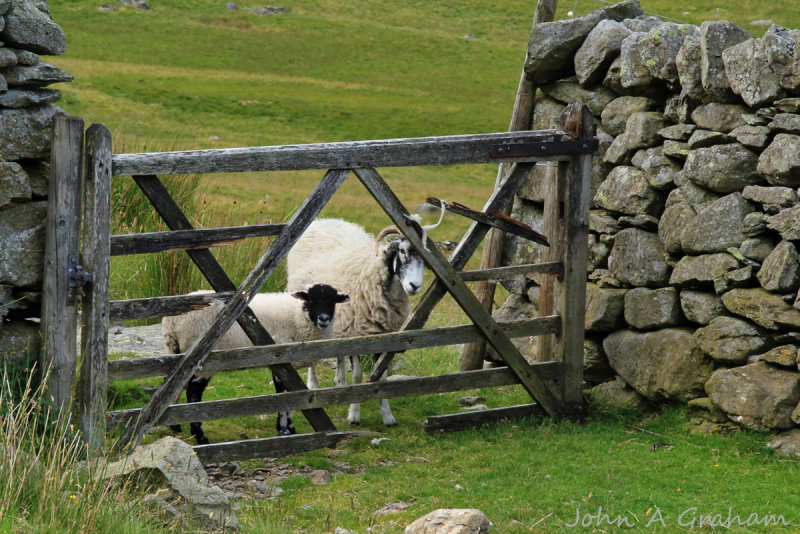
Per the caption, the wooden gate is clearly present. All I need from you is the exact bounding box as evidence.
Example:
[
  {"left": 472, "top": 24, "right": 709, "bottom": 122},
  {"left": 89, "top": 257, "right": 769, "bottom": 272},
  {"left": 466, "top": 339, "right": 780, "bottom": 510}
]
[{"left": 42, "top": 102, "right": 595, "bottom": 461}]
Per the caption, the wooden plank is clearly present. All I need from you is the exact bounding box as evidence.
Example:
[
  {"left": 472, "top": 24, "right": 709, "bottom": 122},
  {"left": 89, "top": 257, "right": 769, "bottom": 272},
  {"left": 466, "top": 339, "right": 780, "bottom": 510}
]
[
  {"left": 110, "top": 224, "right": 285, "bottom": 256},
  {"left": 109, "top": 292, "right": 235, "bottom": 321},
  {"left": 425, "top": 197, "right": 548, "bottom": 246},
  {"left": 112, "top": 131, "right": 568, "bottom": 176},
  {"left": 131, "top": 174, "right": 336, "bottom": 434},
  {"left": 109, "top": 316, "right": 562, "bottom": 381},
  {"left": 557, "top": 103, "right": 594, "bottom": 419},
  {"left": 461, "top": 0, "right": 559, "bottom": 372},
  {"left": 108, "top": 366, "right": 558, "bottom": 429},
  {"left": 423, "top": 404, "right": 545, "bottom": 434},
  {"left": 355, "top": 167, "right": 562, "bottom": 418},
  {"left": 41, "top": 116, "right": 84, "bottom": 411},
  {"left": 537, "top": 118, "right": 568, "bottom": 365},
  {"left": 76, "top": 124, "right": 112, "bottom": 455},
  {"left": 193, "top": 431, "right": 370, "bottom": 464},
  {"left": 459, "top": 262, "right": 562, "bottom": 282},
  {"left": 116, "top": 169, "right": 348, "bottom": 451},
  {"left": 368, "top": 162, "right": 536, "bottom": 382}
]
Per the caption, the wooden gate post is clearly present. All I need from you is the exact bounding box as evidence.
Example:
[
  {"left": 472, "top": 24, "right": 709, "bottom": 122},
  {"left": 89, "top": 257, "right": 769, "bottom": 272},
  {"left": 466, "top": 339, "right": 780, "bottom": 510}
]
[
  {"left": 77, "top": 124, "right": 113, "bottom": 454},
  {"left": 42, "top": 116, "right": 85, "bottom": 411},
  {"left": 556, "top": 103, "right": 594, "bottom": 418},
  {"left": 460, "top": 0, "right": 559, "bottom": 371}
]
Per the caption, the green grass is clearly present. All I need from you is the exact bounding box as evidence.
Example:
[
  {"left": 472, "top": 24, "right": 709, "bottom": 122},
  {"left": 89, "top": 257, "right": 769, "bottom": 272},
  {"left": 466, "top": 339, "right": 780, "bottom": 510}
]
[{"left": 34, "top": 0, "right": 800, "bottom": 532}]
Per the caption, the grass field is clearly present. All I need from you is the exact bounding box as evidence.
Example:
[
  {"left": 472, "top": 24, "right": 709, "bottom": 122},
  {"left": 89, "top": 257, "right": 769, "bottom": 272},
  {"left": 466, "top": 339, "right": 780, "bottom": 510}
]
[{"left": 27, "top": 0, "right": 800, "bottom": 532}]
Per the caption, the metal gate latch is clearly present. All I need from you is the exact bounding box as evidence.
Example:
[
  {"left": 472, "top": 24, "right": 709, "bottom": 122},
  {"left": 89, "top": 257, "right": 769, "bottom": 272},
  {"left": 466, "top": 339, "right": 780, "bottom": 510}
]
[{"left": 67, "top": 254, "right": 93, "bottom": 305}]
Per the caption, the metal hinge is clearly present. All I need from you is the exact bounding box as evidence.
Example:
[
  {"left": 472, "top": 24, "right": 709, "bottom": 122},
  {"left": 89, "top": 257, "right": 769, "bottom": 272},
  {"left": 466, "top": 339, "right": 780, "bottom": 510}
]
[{"left": 67, "top": 254, "right": 93, "bottom": 305}]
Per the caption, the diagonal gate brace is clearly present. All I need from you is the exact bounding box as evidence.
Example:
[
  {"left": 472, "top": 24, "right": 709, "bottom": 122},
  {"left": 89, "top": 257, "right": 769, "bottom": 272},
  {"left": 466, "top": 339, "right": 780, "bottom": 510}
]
[{"left": 355, "top": 167, "right": 563, "bottom": 419}]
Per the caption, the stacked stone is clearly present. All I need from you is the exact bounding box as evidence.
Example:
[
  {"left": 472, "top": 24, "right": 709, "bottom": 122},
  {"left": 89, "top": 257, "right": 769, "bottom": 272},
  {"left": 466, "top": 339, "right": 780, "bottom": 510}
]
[
  {"left": 0, "top": 0, "right": 71, "bottom": 362},
  {"left": 499, "top": 0, "right": 800, "bottom": 436}
]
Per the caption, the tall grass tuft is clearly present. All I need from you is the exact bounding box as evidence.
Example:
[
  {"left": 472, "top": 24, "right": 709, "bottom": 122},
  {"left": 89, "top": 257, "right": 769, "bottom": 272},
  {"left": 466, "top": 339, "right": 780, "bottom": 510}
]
[{"left": 0, "top": 361, "right": 161, "bottom": 533}]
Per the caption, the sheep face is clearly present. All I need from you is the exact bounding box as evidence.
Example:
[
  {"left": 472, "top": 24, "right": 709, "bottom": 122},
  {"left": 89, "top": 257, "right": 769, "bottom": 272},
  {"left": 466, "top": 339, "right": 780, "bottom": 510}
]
[
  {"left": 292, "top": 283, "right": 350, "bottom": 330},
  {"left": 385, "top": 238, "right": 425, "bottom": 295}
]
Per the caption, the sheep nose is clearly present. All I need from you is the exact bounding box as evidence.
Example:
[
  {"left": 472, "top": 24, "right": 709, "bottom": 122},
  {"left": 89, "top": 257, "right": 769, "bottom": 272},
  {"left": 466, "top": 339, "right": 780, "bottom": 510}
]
[
  {"left": 317, "top": 314, "right": 331, "bottom": 327},
  {"left": 407, "top": 282, "right": 421, "bottom": 294}
]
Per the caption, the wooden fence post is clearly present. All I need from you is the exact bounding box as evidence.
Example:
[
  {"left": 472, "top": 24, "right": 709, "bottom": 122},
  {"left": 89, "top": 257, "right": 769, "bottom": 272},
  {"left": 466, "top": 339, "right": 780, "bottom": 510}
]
[
  {"left": 460, "top": 0, "right": 559, "bottom": 371},
  {"left": 77, "top": 124, "right": 112, "bottom": 454},
  {"left": 557, "top": 103, "right": 594, "bottom": 418},
  {"left": 42, "top": 116, "right": 84, "bottom": 411}
]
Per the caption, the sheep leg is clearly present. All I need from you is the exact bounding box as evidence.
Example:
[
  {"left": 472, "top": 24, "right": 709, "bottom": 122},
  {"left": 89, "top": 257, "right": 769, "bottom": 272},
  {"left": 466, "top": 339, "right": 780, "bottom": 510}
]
[
  {"left": 186, "top": 375, "right": 211, "bottom": 445},
  {"left": 335, "top": 356, "right": 347, "bottom": 387},
  {"left": 347, "top": 355, "right": 362, "bottom": 425},
  {"left": 169, "top": 390, "right": 183, "bottom": 434},
  {"left": 273, "top": 373, "right": 296, "bottom": 436},
  {"left": 307, "top": 365, "right": 319, "bottom": 390},
  {"left": 375, "top": 366, "right": 397, "bottom": 427}
]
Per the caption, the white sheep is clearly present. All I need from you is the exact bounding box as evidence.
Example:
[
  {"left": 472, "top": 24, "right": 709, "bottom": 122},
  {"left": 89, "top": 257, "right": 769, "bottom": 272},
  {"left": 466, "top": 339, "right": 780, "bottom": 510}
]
[
  {"left": 286, "top": 218, "right": 426, "bottom": 427},
  {"left": 162, "top": 283, "right": 350, "bottom": 444}
]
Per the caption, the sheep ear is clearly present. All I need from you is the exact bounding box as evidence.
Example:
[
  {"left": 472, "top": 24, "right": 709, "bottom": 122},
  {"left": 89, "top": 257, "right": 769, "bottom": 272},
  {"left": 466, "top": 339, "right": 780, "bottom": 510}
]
[
  {"left": 291, "top": 290, "right": 309, "bottom": 301},
  {"left": 336, "top": 293, "right": 351, "bottom": 304}
]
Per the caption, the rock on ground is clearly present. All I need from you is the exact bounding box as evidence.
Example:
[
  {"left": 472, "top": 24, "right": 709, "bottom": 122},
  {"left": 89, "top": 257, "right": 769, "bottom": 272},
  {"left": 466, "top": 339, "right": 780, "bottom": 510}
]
[{"left": 405, "top": 509, "right": 491, "bottom": 534}]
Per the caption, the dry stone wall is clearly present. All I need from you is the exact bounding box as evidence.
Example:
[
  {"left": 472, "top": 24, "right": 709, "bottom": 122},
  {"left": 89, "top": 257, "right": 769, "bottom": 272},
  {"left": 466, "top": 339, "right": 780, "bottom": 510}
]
[
  {"left": 0, "top": 0, "right": 71, "bottom": 362},
  {"left": 500, "top": 0, "right": 800, "bottom": 434}
]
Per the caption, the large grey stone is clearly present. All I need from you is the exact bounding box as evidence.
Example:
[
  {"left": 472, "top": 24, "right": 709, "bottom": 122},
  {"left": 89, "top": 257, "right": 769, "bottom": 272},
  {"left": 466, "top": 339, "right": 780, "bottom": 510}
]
[
  {"left": 767, "top": 204, "right": 800, "bottom": 240},
  {"left": 744, "top": 211, "right": 770, "bottom": 236},
  {"left": 723, "top": 38, "right": 784, "bottom": 107},
  {"left": 674, "top": 172, "right": 721, "bottom": 210},
  {"left": 583, "top": 338, "right": 614, "bottom": 383},
  {"left": 624, "top": 287, "right": 683, "bottom": 329},
  {"left": 699, "top": 21, "right": 753, "bottom": 102},
  {"left": 404, "top": 509, "right": 491, "bottom": 534},
  {"left": 0, "top": 104, "right": 65, "bottom": 160},
  {"left": 728, "top": 125, "right": 770, "bottom": 149},
  {"left": 539, "top": 81, "right": 617, "bottom": 117},
  {"left": 676, "top": 31, "right": 705, "bottom": 101},
  {"left": 690, "top": 103, "right": 749, "bottom": 133},
  {"left": 590, "top": 377, "right": 648, "bottom": 410},
  {"left": 574, "top": 19, "right": 631, "bottom": 87},
  {"left": 0, "top": 320, "right": 41, "bottom": 364},
  {"left": 768, "top": 113, "right": 800, "bottom": 135},
  {"left": 669, "top": 253, "right": 740, "bottom": 287},
  {"left": 623, "top": 22, "right": 699, "bottom": 91},
  {"left": 742, "top": 185, "right": 798, "bottom": 207},
  {"left": 593, "top": 166, "right": 662, "bottom": 216},
  {"left": 687, "top": 129, "right": 733, "bottom": 149},
  {"left": 658, "top": 123, "right": 696, "bottom": 141},
  {"left": 721, "top": 287, "right": 800, "bottom": 330},
  {"left": 0, "top": 88, "right": 61, "bottom": 108},
  {"left": 767, "top": 429, "right": 800, "bottom": 457},
  {"left": 679, "top": 193, "right": 754, "bottom": 254},
  {"left": 680, "top": 290, "right": 726, "bottom": 325},
  {"left": 604, "top": 328, "right": 713, "bottom": 402},
  {"left": 0, "top": 201, "right": 47, "bottom": 287},
  {"left": 524, "top": 0, "right": 644, "bottom": 85},
  {"left": 99, "top": 437, "right": 240, "bottom": 530},
  {"left": 758, "top": 345, "right": 799, "bottom": 368},
  {"left": 694, "top": 316, "right": 769, "bottom": 365},
  {"left": 658, "top": 202, "right": 696, "bottom": 254},
  {"left": 584, "top": 283, "right": 627, "bottom": 333},
  {"left": 740, "top": 236, "right": 776, "bottom": 262},
  {"left": 706, "top": 362, "right": 800, "bottom": 431},
  {"left": 758, "top": 134, "right": 800, "bottom": 187},
  {"left": 0, "top": 0, "right": 66, "bottom": 55},
  {"left": 608, "top": 229, "right": 670, "bottom": 287},
  {"left": 762, "top": 25, "right": 800, "bottom": 91},
  {"left": 2, "top": 62, "right": 73, "bottom": 88},
  {"left": 757, "top": 240, "right": 800, "bottom": 292},
  {"left": 0, "top": 162, "right": 31, "bottom": 208},
  {"left": 631, "top": 146, "right": 681, "bottom": 190},
  {"left": 682, "top": 143, "right": 761, "bottom": 193}
]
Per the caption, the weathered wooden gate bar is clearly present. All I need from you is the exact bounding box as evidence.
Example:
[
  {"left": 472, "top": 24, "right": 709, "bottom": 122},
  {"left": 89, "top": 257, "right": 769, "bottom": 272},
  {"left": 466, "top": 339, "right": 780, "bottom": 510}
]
[
  {"left": 77, "top": 124, "right": 113, "bottom": 454},
  {"left": 194, "top": 431, "right": 368, "bottom": 464},
  {"left": 108, "top": 316, "right": 562, "bottom": 381},
  {"left": 110, "top": 131, "right": 571, "bottom": 176},
  {"left": 110, "top": 223, "right": 285, "bottom": 256},
  {"left": 116, "top": 169, "right": 349, "bottom": 450},
  {"left": 107, "top": 366, "right": 557, "bottom": 429},
  {"left": 355, "top": 167, "right": 563, "bottom": 418},
  {"left": 367, "top": 162, "right": 536, "bottom": 382},
  {"left": 130, "top": 174, "right": 336, "bottom": 434},
  {"left": 109, "top": 262, "right": 561, "bottom": 322}
]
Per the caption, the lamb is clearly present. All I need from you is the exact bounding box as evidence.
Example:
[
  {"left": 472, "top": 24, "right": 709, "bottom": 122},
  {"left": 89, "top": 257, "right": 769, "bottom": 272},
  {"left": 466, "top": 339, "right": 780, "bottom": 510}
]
[
  {"left": 286, "top": 218, "right": 426, "bottom": 427},
  {"left": 162, "top": 283, "right": 350, "bottom": 444}
]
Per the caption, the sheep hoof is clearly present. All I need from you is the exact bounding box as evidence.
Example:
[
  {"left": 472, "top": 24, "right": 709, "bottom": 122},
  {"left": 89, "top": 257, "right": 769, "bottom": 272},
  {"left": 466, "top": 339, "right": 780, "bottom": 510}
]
[
  {"left": 195, "top": 436, "right": 210, "bottom": 445},
  {"left": 348, "top": 419, "right": 361, "bottom": 426},
  {"left": 383, "top": 419, "right": 397, "bottom": 427}
]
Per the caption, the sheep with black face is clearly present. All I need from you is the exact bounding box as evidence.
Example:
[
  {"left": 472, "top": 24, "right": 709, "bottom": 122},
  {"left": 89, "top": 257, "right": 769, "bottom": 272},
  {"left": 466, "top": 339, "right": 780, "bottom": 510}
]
[{"left": 162, "top": 283, "right": 350, "bottom": 444}]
